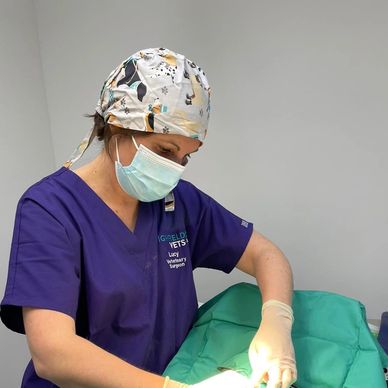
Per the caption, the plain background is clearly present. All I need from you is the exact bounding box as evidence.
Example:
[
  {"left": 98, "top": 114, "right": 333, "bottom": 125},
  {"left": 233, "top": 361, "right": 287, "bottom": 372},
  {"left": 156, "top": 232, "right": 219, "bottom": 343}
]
[{"left": 1, "top": 0, "right": 387, "bottom": 386}]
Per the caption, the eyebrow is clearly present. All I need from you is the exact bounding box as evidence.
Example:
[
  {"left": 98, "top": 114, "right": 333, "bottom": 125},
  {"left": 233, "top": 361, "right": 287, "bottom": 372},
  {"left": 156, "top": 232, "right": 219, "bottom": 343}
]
[
  {"left": 158, "top": 140, "right": 180, "bottom": 151},
  {"left": 159, "top": 140, "right": 200, "bottom": 153}
]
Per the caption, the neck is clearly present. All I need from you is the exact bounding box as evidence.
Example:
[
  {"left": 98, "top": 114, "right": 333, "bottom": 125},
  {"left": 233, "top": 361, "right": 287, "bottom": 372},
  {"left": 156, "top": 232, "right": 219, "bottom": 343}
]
[{"left": 74, "top": 150, "right": 139, "bottom": 208}]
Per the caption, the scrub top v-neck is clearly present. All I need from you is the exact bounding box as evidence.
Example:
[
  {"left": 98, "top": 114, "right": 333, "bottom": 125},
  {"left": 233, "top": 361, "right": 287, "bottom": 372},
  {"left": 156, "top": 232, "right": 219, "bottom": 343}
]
[
  {"left": 0, "top": 165, "right": 254, "bottom": 388},
  {"left": 69, "top": 167, "right": 149, "bottom": 252}
]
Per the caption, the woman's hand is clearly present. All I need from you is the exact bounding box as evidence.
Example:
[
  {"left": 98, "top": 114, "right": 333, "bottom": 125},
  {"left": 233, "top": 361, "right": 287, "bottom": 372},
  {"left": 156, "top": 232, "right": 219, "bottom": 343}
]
[{"left": 248, "top": 300, "right": 297, "bottom": 388}]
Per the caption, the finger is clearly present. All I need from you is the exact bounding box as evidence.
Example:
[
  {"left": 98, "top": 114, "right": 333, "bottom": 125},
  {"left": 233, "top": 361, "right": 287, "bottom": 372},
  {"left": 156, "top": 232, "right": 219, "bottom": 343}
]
[
  {"left": 250, "top": 367, "right": 267, "bottom": 387},
  {"left": 291, "top": 370, "right": 298, "bottom": 385},
  {"left": 266, "top": 365, "right": 282, "bottom": 388},
  {"left": 281, "top": 368, "right": 293, "bottom": 388}
]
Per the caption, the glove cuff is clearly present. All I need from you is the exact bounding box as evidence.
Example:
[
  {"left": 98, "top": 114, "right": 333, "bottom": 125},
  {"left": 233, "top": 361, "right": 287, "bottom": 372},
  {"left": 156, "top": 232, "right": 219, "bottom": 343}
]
[
  {"left": 163, "top": 376, "right": 190, "bottom": 388},
  {"left": 262, "top": 299, "right": 294, "bottom": 324}
]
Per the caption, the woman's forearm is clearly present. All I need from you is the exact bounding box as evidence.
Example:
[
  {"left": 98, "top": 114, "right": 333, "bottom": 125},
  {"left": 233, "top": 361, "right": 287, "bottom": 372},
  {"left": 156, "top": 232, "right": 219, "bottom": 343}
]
[
  {"left": 253, "top": 244, "right": 294, "bottom": 306},
  {"left": 39, "top": 334, "right": 166, "bottom": 388}
]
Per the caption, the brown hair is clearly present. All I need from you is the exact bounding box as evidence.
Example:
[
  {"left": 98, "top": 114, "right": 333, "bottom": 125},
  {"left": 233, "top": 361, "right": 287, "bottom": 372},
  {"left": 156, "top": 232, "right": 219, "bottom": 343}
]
[{"left": 83, "top": 111, "right": 148, "bottom": 161}]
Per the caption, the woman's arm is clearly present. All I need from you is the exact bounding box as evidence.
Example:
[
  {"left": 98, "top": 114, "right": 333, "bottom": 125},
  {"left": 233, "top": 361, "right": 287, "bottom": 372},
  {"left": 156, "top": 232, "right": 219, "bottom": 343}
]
[
  {"left": 23, "top": 307, "right": 178, "bottom": 388},
  {"left": 235, "top": 229, "right": 297, "bottom": 387},
  {"left": 235, "top": 229, "right": 293, "bottom": 305}
]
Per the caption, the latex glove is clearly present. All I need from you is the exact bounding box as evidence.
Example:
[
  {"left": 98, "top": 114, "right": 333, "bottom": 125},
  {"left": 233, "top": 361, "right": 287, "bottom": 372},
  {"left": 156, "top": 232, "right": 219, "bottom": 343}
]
[
  {"left": 248, "top": 300, "right": 297, "bottom": 388},
  {"left": 190, "top": 370, "right": 252, "bottom": 388}
]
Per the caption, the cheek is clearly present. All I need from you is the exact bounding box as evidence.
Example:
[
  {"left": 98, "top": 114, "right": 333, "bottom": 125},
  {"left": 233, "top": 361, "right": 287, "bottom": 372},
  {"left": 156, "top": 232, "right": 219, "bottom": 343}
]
[
  {"left": 114, "top": 144, "right": 137, "bottom": 166},
  {"left": 120, "top": 155, "right": 135, "bottom": 166}
]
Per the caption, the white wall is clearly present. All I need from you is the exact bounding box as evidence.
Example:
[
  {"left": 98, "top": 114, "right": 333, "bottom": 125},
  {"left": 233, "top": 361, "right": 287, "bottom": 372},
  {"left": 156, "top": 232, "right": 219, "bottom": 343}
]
[
  {"left": 34, "top": 0, "right": 388, "bottom": 316},
  {"left": 0, "top": 1, "right": 55, "bottom": 386},
  {"left": 1, "top": 0, "right": 387, "bottom": 385}
]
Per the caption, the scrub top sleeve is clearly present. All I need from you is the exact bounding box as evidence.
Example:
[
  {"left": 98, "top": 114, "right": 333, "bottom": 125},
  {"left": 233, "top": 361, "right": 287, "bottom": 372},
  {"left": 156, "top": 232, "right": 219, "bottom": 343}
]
[
  {"left": 190, "top": 189, "right": 254, "bottom": 274},
  {"left": 0, "top": 198, "right": 81, "bottom": 335}
]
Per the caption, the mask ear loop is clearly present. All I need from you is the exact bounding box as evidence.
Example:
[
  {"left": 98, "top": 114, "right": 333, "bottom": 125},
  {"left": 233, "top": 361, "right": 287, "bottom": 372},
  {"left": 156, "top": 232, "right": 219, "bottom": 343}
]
[
  {"left": 115, "top": 137, "right": 121, "bottom": 164},
  {"left": 131, "top": 135, "right": 139, "bottom": 150},
  {"left": 116, "top": 136, "right": 140, "bottom": 165}
]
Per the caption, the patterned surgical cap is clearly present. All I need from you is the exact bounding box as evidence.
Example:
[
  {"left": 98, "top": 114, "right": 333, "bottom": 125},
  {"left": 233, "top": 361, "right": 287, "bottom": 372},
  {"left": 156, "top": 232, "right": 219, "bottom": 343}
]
[{"left": 63, "top": 47, "right": 211, "bottom": 168}]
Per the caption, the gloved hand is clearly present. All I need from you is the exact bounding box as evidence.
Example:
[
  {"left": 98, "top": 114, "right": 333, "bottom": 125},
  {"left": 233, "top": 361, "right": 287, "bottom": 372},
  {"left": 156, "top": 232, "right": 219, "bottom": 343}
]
[
  {"left": 248, "top": 299, "right": 297, "bottom": 388},
  {"left": 190, "top": 370, "right": 252, "bottom": 387}
]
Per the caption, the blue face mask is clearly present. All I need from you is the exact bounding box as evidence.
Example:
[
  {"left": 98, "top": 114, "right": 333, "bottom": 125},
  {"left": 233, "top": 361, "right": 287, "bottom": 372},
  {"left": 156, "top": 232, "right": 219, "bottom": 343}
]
[{"left": 114, "top": 136, "right": 185, "bottom": 202}]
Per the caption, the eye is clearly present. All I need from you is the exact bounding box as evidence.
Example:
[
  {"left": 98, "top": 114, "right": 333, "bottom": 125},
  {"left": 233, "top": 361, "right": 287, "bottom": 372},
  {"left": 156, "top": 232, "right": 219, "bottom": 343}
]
[
  {"left": 158, "top": 146, "right": 173, "bottom": 155},
  {"left": 157, "top": 146, "right": 180, "bottom": 163}
]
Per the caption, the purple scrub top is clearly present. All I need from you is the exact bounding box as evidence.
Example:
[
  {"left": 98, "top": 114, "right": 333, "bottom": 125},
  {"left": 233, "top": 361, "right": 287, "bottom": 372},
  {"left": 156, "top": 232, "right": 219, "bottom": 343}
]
[{"left": 0, "top": 166, "right": 253, "bottom": 387}]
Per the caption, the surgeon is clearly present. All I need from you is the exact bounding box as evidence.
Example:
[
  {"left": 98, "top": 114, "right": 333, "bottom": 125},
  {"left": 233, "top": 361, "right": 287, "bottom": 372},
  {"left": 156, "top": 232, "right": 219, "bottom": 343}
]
[{"left": 0, "top": 47, "right": 297, "bottom": 388}]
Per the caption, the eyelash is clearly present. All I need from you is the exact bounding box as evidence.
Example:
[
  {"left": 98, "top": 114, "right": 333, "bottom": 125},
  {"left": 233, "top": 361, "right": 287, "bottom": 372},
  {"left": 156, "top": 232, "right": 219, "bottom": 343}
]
[{"left": 158, "top": 146, "right": 191, "bottom": 163}]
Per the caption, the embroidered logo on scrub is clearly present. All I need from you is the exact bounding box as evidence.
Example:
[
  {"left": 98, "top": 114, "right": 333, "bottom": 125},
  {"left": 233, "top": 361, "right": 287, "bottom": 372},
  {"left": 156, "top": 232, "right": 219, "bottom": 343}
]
[{"left": 158, "top": 230, "right": 189, "bottom": 269}]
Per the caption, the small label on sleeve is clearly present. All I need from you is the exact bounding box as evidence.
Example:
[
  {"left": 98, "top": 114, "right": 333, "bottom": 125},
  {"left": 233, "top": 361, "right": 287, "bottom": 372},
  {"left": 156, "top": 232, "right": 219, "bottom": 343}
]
[{"left": 241, "top": 220, "right": 249, "bottom": 228}]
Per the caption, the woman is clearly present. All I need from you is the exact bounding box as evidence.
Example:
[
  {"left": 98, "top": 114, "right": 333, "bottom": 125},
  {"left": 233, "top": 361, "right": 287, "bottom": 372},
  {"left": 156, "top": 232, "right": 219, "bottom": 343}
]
[{"left": 0, "top": 47, "right": 297, "bottom": 388}]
